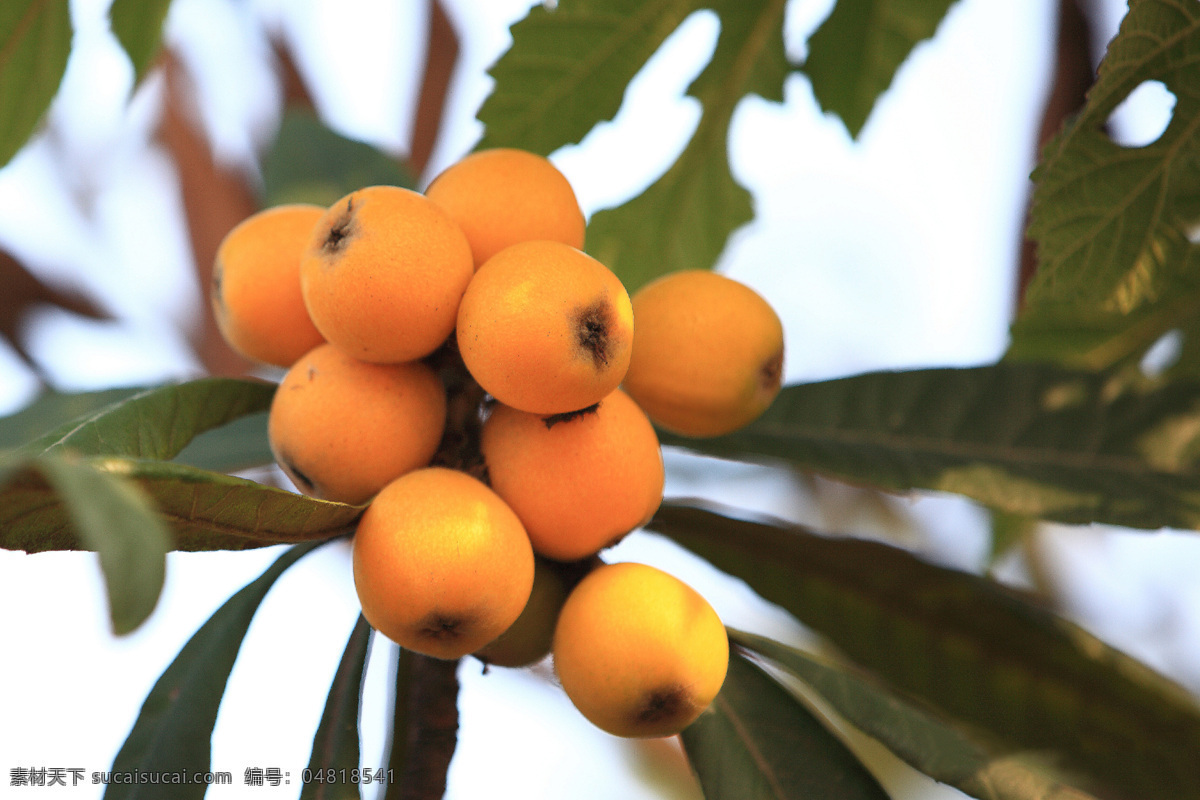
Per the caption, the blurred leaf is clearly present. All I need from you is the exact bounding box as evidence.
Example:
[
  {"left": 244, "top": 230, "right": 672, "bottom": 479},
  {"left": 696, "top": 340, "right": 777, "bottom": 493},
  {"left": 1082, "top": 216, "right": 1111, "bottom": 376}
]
[
  {"left": 0, "top": 249, "right": 111, "bottom": 371},
  {"left": 158, "top": 51, "right": 258, "bottom": 377},
  {"left": 172, "top": 411, "right": 273, "bottom": 473},
  {"left": 262, "top": 109, "right": 416, "bottom": 208},
  {"left": 108, "top": 0, "right": 173, "bottom": 83},
  {"left": 479, "top": 0, "right": 789, "bottom": 293},
  {"left": 1008, "top": 0, "right": 1200, "bottom": 376},
  {"left": 0, "top": 457, "right": 361, "bottom": 553},
  {"left": 649, "top": 501, "right": 1200, "bottom": 799},
  {"left": 106, "top": 540, "right": 329, "bottom": 800},
  {"left": 0, "top": 0, "right": 71, "bottom": 168},
  {"left": 382, "top": 646, "right": 415, "bottom": 800},
  {"left": 10, "top": 453, "right": 170, "bottom": 635},
  {"left": 680, "top": 651, "right": 890, "bottom": 799},
  {"left": 987, "top": 509, "right": 1037, "bottom": 564},
  {"left": 302, "top": 615, "right": 372, "bottom": 800},
  {"left": 801, "top": 0, "right": 960, "bottom": 137},
  {"left": 661, "top": 362, "right": 1200, "bottom": 532},
  {"left": 24, "top": 377, "right": 275, "bottom": 462},
  {"left": 732, "top": 631, "right": 1100, "bottom": 800},
  {"left": 0, "top": 386, "right": 144, "bottom": 452}
]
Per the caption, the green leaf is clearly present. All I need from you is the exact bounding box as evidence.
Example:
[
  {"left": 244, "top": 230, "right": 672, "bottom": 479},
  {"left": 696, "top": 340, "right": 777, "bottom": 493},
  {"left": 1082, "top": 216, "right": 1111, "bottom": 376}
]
[
  {"left": 680, "top": 650, "right": 890, "bottom": 800},
  {"left": 0, "top": 0, "right": 71, "bottom": 168},
  {"left": 732, "top": 631, "right": 1101, "bottom": 800},
  {"left": 586, "top": 0, "right": 790, "bottom": 293},
  {"left": 108, "top": 0, "right": 173, "bottom": 83},
  {"left": 15, "top": 453, "right": 170, "bottom": 635},
  {"left": 649, "top": 502, "right": 1200, "bottom": 799},
  {"left": 800, "top": 0, "right": 960, "bottom": 137},
  {"left": 660, "top": 362, "right": 1200, "bottom": 532},
  {"left": 477, "top": 0, "right": 700, "bottom": 155},
  {"left": 261, "top": 109, "right": 416, "bottom": 208},
  {"left": 171, "top": 411, "right": 273, "bottom": 474},
  {"left": 478, "top": 0, "right": 790, "bottom": 293},
  {"left": 0, "top": 386, "right": 146, "bottom": 452},
  {"left": 106, "top": 540, "right": 329, "bottom": 800},
  {"left": 1008, "top": 0, "right": 1200, "bottom": 375},
  {"left": 302, "top": 614, "right": 372, "bottom": 800},
  {"left": 24, "top": 377, "right": 276, "bottom": 461},
  {"left": 0, "top": 457, "right": 361, "bottom": 553}
]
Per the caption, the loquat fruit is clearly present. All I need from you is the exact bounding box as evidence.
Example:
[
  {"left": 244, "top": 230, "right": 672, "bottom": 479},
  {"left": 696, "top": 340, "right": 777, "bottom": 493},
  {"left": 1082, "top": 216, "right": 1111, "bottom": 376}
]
[
  {"left": 268, "top": 343, "right": 446, "bottom": 505},
  {"left": 457, "top": 240, "right": 634, "bottom": 415},
  {"left": 481, "top": 389, "right": 663, "bottom": 561},
  {"left": 352, "top": 467, "right": 535, "bottom": 660},
  {"left": 300, "top": 185, "right": 474, "bottom": 363},
  {"left": 425, "top": 148, "right": 585, "bottom": 269},
  {"left": 211, "top": 204, "right": 326, "bottom": 367},
  {"left": 553, "top": 562, "right": 729, "bottom": 738},
  {"left": 623, "top": 270, "right": 784, "bottom": 437},
  {"left": 473, "top": 557, "right": 570, "bottom": 668}
]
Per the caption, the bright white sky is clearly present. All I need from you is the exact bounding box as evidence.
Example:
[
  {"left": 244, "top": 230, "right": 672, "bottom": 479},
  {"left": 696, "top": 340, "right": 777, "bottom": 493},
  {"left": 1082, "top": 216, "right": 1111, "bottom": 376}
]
[{"left": 2, "top": 1, "right": 1199, "bottom": 799}]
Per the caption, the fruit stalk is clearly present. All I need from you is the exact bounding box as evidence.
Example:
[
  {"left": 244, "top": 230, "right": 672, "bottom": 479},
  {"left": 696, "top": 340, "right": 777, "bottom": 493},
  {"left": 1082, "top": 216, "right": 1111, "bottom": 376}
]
[
  {"left": 386, "top": 336, "right": 483, "bottom": 799},
  {"left": 392, "top": 653, "right": 460, "bottom": 800}
]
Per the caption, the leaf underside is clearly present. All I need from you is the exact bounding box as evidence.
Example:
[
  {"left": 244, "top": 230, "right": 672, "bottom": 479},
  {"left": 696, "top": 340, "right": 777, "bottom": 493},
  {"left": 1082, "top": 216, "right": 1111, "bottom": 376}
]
[
  {"left": 662, "top": 362, "right": 1200, "bottom": 532},
  {"left": 105, "top": 540, "right": 330, "bottom": 800},
  {"left": 1009, "top": 0, "right": 1200, "bottom": 377},
  {"left": 681, "top": 650, "right": 890, "bottom": 800},
  {"left": 650, "top": 501, "right": 1200, "bottom": 799}
]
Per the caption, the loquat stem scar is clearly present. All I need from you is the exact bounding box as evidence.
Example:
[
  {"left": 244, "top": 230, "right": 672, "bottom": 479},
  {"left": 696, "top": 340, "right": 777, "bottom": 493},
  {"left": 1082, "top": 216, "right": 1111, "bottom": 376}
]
[
  {"left": 637, "top": 686, "right": 688, "bottom": 724},
  {"left": 322, "top": 197, "right": 356, "bottom": 254},
  {"left": 573, "top": 299, "right": 613, "bottom": 369}
]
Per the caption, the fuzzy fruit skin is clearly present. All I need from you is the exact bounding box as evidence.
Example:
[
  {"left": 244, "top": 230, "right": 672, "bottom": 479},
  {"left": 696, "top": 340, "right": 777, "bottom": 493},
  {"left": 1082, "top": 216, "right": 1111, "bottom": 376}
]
[
  {"left": 623, "top": 270, "right": 784, "bottom": 437},
  {"left": 300, "top": 185, "right": 474, "bottom": 363},
  {"left": 553, "top": 562, "right": 729, "bottom": 738},
  {"left": 481, "top": 389, "right": 663, "bottom": 561},
  {"left": 425, "top": 148, "right": 585, "bottom": 269},
  {"left": 473, "top": 557, "right": 569, "bottom": 668},
  {"left": 353, "top": 468, "right": 535, "bottom": 660},
  {"left": 457, "top": 240, "right": 634, "bottom": 415},
  {"left": 212, "top": 204, "right": 326, "bottom": 367},
  {"left": 268, "top": 344, "right": 446, "bottom": 505}
]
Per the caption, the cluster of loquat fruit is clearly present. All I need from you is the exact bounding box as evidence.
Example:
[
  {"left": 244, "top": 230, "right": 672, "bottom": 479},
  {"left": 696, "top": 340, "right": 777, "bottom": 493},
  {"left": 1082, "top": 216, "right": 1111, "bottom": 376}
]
[{"left": 211, "top": 148, "right": 784, "bottom": 739}]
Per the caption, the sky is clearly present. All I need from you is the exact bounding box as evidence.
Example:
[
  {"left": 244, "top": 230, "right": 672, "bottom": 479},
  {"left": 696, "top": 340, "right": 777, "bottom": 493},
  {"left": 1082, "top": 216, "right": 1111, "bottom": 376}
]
[{"left": 2, "top": 1, "right": 1198, "bottom": 798}]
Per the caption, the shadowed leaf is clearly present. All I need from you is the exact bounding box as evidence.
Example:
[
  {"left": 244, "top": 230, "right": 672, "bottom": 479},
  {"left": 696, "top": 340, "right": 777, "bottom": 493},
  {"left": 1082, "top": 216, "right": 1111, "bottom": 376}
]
[
  {"left": 105, "top": 540, "right": 330, "bottom": 800},
  {"left": 0, "top": 457, "right": 361, "bottom": 553},
  {"left": 733, "top": 631, "right": 1100, "bottom": 800},
  {"left": 24, "top": 377, "right": 275, "bottom": 461},
  {"left": 650, "top": 501, "right": 1200, "bottom": 799},
  {"left": 4, "top": 452, "right": 170, "bottom": 635},
  {"left": 1008, "top": 0, "right": 1200, "bottom": 376},
  {"left": 680, "top": 650, "right": 890, "bottom": 799},
  {"left": 0, "top": 0, "right": 71, "bottom": 167},
  {"left": 262, "top": 109, "right": 415, "bottom": 209},
  {"left": 801, "top": 0, "right": 960, "bottom": 137},
  {"left": 302, "top": 615, "right": 372, "bottom": 800},
  {"left": 661, "top": 363, "right": 1200, "bottom": 532},
  {"left": 382, "top": 646, "right": 415, "bottom": 800}
]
